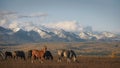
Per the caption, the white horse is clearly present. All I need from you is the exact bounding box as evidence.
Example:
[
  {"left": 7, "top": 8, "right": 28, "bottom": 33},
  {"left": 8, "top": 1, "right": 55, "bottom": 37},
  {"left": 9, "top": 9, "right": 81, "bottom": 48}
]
[
  {"left": 57, "top": 49, "right": 77, "bottom": 63},
  {"left": 0, "top": 51, "right": 5, "bottom": 60}
]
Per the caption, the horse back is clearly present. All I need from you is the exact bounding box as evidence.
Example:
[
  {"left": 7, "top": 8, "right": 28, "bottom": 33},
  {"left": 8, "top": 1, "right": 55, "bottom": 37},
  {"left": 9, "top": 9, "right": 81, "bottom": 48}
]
[{"left": 32, "top": 50, "right": 45, "bottom": 58}]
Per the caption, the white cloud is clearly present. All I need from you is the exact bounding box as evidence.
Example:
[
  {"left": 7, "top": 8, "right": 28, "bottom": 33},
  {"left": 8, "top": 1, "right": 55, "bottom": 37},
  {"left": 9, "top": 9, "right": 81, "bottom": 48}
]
[
  {"left": 21, "top": 22, "right": 36, "bottom": 31},
  {"left": 18, "top": 13, "right": 48, "bottom": 18},
  {"left": 43, "top": 21, "right": 83, "bottom": 32},
  {"left": 0, "top": 11, "right": 93, "bottom": 33},
  {"left": 0, "top": 11, "right": 17, "bottom": 16},
  {"left": 0, "top": 19, "right": 7, "bottom": 26},
  {"left": 0, "top": 11, "right": 48, "bottom": 29}
]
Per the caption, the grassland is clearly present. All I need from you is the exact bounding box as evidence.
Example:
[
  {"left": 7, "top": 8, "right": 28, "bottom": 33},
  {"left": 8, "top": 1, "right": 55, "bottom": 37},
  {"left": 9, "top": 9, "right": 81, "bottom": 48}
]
[
  {"left": 0, "top": 56, "right": 120, "bottom": 68},
  {"left": 0, "top": 41, "right": 120, "bottom": 68},
  {"left": 0, "top": 41, "right": 120, "bottom": 56}
]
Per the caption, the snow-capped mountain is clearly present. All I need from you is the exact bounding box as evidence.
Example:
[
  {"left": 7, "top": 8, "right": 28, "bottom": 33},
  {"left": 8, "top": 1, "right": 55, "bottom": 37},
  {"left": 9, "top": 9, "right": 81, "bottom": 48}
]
[
  {"left": 0, "top": 24, "right": 119, "bottom": 43},
  {"left": 32, "top": 27, "right": 52, "bottom": 39},
  {"left": 79, "top": 32, "right": 93, "bottom": 39},
  {"left": 79, "top": 31, "right": 116, "bottom": 40}
]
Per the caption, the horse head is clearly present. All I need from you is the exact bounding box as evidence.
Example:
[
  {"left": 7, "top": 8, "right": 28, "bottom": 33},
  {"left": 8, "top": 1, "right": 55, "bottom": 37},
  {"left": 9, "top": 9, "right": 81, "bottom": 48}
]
[{"left": 42, "top": 46, "right": 47, "bottom": 53}]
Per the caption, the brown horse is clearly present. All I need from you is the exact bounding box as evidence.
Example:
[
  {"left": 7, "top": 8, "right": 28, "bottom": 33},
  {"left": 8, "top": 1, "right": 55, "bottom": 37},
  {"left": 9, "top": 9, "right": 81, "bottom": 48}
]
[{"left": 31, "top": 46, "right": 47, "bottom": 63}]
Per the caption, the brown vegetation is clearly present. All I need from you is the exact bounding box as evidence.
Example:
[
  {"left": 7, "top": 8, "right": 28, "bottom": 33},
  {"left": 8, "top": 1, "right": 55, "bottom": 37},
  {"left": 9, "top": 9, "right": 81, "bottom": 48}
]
[
  {"left": 0, "top": 42, "right": 120, "bottom": 68},
  {"left": 0, "top": 56, "right": 120, "bottom": 68}
]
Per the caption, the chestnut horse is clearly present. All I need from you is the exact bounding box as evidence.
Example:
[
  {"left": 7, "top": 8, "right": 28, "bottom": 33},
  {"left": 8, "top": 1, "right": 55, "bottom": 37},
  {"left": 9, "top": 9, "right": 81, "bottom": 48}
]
[{"left": 31, "top": 46, "right": 47, "bottom": 63}]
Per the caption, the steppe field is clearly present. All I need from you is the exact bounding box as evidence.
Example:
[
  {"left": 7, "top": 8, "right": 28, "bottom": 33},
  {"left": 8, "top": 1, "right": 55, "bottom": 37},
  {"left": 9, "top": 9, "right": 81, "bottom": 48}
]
[{"left": 0, "top": 42, "right": 120, "bottom": 68}]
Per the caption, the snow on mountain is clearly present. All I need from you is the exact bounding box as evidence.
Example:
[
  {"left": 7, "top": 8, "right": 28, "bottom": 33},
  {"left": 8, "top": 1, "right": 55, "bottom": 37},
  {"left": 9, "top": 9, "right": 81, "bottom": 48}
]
[
  {"left": 79, "top": 32, "right": 92, "bottom": 39},
  {"left": 32, "top": 27, "right": 52, "bottom": 39},
  {"left": 78, "top": 31, "right": 116, "bottom": 40},
  {"left": 0, "top": 21, "right": 118, "bottom": 43},
  {"left": 53, "top": 29, "right": 67, "bottom": 38},
  {"left": 8, "top": 23, "right": 118, "bottom": 41},
  {"left": 11, "top": 28, "right": 20, "bottom": 32},
  {"left": 43, "top": 21, "right": 83, "bottom": 32},
  {"left": 8, "top": 22, "right": 52, "bottom": 39},
  {"left": 102, "top": 32, "right": 116, "bottom": 38},
  {"left": 8, "top": 21, "right": 21, "bottom": 32}
]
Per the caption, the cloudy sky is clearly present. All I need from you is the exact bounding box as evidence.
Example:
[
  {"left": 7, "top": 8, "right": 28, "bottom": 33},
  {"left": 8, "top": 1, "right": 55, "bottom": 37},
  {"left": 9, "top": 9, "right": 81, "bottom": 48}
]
[{"left": 0, "top": 0, "right": 120, "bottom": 33}]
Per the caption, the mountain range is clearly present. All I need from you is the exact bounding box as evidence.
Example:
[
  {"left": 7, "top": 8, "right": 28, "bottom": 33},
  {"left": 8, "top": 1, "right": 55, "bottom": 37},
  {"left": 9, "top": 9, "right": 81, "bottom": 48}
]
[{"left": 0, "top": 25, "right": 119, "bottom": 44}]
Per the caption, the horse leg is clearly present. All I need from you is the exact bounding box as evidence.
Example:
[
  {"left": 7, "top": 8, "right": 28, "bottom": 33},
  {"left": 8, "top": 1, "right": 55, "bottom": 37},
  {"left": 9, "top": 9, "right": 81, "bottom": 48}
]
[
  {"left": 5, "top": 55, "right": 7, "bottom": 60},
  {"left": 11, "top": 55, "right": 13, "bottom": 59},
  {"left": 73, "top": 56, "right": 79, "bottom": 63},
  {"left": 50, "top": 55, "right": 53, "bottom": 60},
  {"left": 67, "top": 58, "right": 71, "bottom": 63},
  {"left": 39, "top": 57, "right": 44, "bottom": 63},
  {"left": 23, "top": 56, "right": 26, "bottom": 60},
  {"left": 57, "top": 56, "right": 62, "bottom": 62},
  {"left": 73, "top": 56, "right": 76, "bottom": 62},
  {"left": 31, "top": 55, "right": 35, "bottom": 63}
]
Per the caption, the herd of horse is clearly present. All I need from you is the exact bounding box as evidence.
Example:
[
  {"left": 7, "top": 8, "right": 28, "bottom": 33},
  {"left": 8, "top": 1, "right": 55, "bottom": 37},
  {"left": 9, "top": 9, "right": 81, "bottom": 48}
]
[{"left": 0, "top": 46, "right": 77, "bottom": 63}]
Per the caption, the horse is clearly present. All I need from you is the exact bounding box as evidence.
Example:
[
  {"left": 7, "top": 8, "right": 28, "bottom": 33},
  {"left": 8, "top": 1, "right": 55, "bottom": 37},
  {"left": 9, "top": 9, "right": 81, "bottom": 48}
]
[
  {"left": 13, "top": 51, "right": 26, "bottom": 60},
  {"left": 44, "top": 50, "right": 53, "bottom": 60},
  {"left": 57, "top": 49, "right": 77, "bottom": 63},
  {"left": 27, "top": 50, "right": 32, "bottom": 59},
  {"left": 5, "top": 51, "right": 13, "bottom": 59},
  {"left": 31, "top": 46, "right": 47, "bottom": 63},
  {"left": 28, "top": 50, "right": 53, "bottom": 60},
  {"left": 0, "top": 51, "right": 5, "bottom": 60}
]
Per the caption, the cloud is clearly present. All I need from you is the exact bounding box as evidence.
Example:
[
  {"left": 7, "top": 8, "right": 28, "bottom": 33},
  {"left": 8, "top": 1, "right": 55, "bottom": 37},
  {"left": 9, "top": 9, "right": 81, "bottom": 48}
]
[
  {"left": 0, "top": 11, "right": 48, "bottom": 19},
  {"left": 0, "top": 11, "right": 48, "bottom": 28},
  {"left": 43, "top": 21, "right": 83, "bottom": 32},
  {"left": 18, "top": 13, "right": 48, "bottom": 18},
  {"left": 0, "top": 11, "right": 17, "bottom": 28},
  {"left": 0, "top": 19, "right": 7, "bottom": 26},
  {"left": 21, "top": 22, "right": 36, "bottom": 31},
  {"left": 84, "top": 26, "right": 93, "bottom": 32},
  {"left": 0, "top": 11, "right": 93, "bottom": 33},
  {"left": 0, "top": 11, "right": 17, "bottom": 16},
  {"left": 0, "top": 11, "right": 18, "bottom": 19}
]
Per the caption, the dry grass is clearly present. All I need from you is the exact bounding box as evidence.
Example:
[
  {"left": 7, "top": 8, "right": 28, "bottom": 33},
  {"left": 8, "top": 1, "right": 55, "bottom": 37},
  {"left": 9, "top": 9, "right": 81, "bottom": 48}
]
[
  {"left": 0, "top": 56, "right": 120, "bottom": 68},
  {"left": 0, "top": 42, "right": 120, "bottom": 56},
  {"left": 0, "top": 42, "right": 120, "bottom": 68}
]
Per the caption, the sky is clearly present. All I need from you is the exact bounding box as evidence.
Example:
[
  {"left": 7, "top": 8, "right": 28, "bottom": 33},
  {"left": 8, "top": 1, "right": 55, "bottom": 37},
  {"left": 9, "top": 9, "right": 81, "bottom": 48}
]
[{"left": 0, "top": 0, "right": 120, "bottom": 33}]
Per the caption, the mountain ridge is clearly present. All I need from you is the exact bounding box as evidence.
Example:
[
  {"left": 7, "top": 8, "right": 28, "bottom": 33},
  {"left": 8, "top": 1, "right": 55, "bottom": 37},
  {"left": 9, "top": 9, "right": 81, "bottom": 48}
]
[{"left": 0, "top": 26, "right": 119, "bottom": 44}]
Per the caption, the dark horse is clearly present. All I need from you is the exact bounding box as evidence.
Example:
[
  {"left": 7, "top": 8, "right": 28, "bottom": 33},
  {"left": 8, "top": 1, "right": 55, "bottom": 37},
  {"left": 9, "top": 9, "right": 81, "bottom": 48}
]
[
  {"left": 57, "top": 49, "right": 77, "bottom": 63},
  {"left": 28, "top": 50, "right": 32, "bottom": 59},
  {"left": 5, "top": 51, "right": 13, "bottom": 59},
  {"left": 13, "top": 51, "right": 26, "bottom": 60},
  {"left": 44, "top": 50, "right": 53, "bottom": 60}
]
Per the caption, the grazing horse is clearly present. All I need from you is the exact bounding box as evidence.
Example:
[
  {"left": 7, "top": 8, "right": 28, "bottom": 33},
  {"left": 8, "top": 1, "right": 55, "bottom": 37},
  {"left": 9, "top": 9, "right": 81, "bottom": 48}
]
[
  {"left": 0, "top": 51, "right": 5, "bottom": 60},
  {"left": 5, "top": 51, "right": 13, "bottom": 59},
  {"left": 13, "top": 51, "right": 26, "bottom": 60},
  {"left": 28, "top": 50, "right": 53, "bottom": 60},
  {"left": 57, "top": 49, "right": 77, "bottom": 63},
  {"left": 31, "top": 46, "right": 47, "bottom": 63},
  {"left": 44, "top": 50, "right": 53, "bottom": 60},
  {"left": 27, "top": 50, "right": 32, "bottom": 59}
]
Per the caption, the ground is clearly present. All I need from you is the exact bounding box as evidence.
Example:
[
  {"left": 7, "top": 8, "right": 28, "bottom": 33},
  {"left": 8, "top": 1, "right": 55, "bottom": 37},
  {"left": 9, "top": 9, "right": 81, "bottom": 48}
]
[
  {"left": 0, "top": 42, "right": 120, "bottom": 68},
  {"left": 0, "top": 56, "right": 120, "bottom": 68}
]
